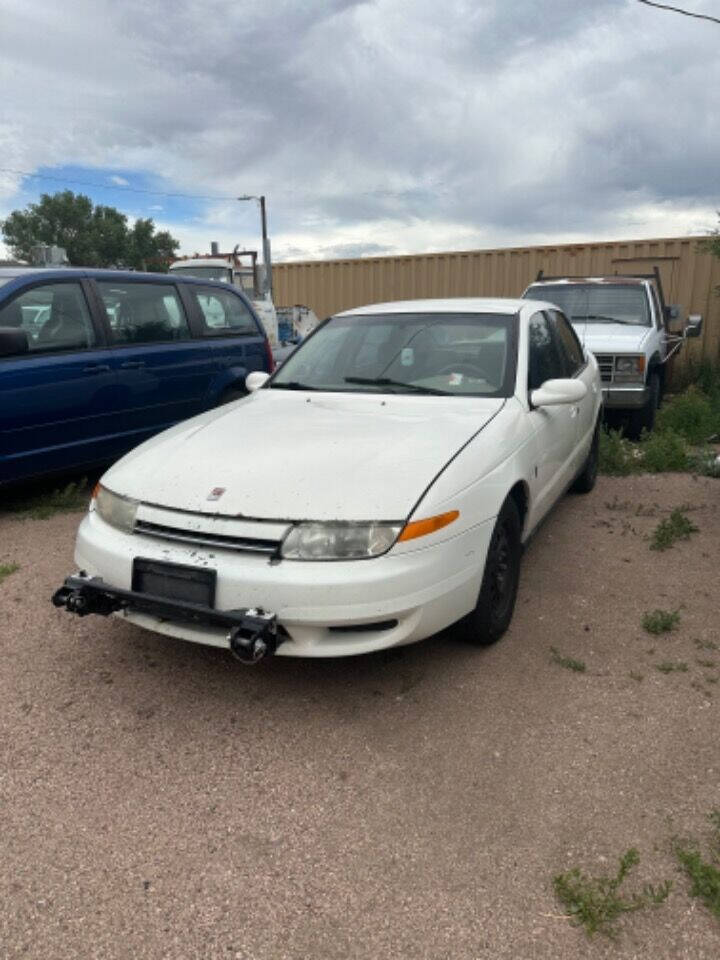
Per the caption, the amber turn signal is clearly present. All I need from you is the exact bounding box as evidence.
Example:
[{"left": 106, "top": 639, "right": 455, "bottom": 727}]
[{"left": 398, "top": 510, "right": 459, "bottom": 542}]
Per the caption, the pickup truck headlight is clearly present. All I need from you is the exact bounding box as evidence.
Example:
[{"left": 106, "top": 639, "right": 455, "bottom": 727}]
[
  {"left": 281, "top": 522, "right": 402, "bottom": 560},
  {"left": 94, "top": 485, "right": 139, "bottom": 533},
  {"left": 614, "top": 355, "right": 645, "bottom": 382}
]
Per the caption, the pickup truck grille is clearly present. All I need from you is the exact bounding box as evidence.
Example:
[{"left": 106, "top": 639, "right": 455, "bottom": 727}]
[{"left": 595, "top": 354, "right": 614, "bottom": 384}]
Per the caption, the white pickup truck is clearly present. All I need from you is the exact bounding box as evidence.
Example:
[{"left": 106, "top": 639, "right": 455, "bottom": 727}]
[{"left": 522, "top": 272, "right": 702, "bottom": 438}]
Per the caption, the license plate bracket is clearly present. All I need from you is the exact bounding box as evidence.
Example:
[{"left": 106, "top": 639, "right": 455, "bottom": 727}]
[{"left": 132, "top": 558, "right": 216, "bottom": 608}]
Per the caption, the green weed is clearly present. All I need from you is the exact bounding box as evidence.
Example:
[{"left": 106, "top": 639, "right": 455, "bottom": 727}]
[
  {"left": 649, "top": 509, "right": 699, "bottom": 551},
  {"left": 696, "top": 659, "right": 717, "bottom": 669},
  {"left": 550, "top": 647, "right": 586, "bottom": 673},
  {"left": 599, "top": 428, "right": 638, "bottom": 476},
  {"left": 642, "top": 609, "right": 680, "bottom": 635},
  {"left": 675, "top": 810, "right": 720, "bottom": 921},
  {"left": 553, "top": 848, "right": 671, "bottom": 939},
  {"left": 629, "top": 672, "right": 644, "bottom": 682},
  {"left": 655, "top": 661, "right": 688, "bottom": 674},
  {"left": 640, "top": 428, "right": 689, "bottom": 472},
  {"left": 655, "top": 388, "right": 718, "bottom": 445},
  {"left": 695, "top": 638, "right": 719, "bottom": 652},
  {"left": 0, "top": 563, "right": 19, "bottom": 584}
]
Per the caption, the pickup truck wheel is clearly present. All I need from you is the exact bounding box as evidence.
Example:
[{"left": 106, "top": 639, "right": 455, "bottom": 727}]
[
  {"left": 571, "top": 419, "right": 600, "bottom": 493},
  {"left": 453, "top": 497, "right": 521, "bottom": 646},
  {"left": 627, "top": 372, "right": 660, "bottom": 440}
]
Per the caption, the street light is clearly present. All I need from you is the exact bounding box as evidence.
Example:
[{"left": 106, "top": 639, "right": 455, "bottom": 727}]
[{"left": 238, "top": 194, "right": 272, "bottom": 297}]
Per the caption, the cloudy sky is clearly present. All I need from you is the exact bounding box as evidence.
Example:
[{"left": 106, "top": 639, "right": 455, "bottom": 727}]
[{"left": 1, "top": 0, "right": 718, "bottom": 261}]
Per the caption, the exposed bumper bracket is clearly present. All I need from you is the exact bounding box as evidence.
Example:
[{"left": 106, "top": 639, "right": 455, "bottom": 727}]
[{"left": 52, "top": 573, "right": 283, "bottom": 662}]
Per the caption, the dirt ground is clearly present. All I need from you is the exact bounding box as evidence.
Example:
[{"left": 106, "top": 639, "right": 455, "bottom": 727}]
[{"left": 1, "top": 474, "right": 718, "bottom": 960}]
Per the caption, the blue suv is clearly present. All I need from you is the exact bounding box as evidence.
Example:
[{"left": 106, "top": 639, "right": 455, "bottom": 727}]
[{"left": 0, "top": 268, "right": 272, "bottom": 485}]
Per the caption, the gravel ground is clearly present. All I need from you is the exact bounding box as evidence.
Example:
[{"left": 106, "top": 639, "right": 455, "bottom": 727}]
[{"left": 1, "top": 474, "right": 719, "bottom": 960}]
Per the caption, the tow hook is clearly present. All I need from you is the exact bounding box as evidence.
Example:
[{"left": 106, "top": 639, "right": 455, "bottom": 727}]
[
  {"left": 227, "top": 610, "right": 279, "bottom": 665},
  {"left": 52, "top": 574, "right": 120, "bottom": 617}
]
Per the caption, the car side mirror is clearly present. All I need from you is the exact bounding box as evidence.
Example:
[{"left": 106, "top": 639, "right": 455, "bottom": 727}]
[
  {"left": 530, "top": 378, "right": 587, "bottom": 408},
  {"left": 245, "top": 370, "right": 270, "bottom": 392},
  {"left": 685, "top": 314, "right": 703, "bottom": 339},
  {"left": 0, "top": 326, "right": 30, "bottom": 357}
]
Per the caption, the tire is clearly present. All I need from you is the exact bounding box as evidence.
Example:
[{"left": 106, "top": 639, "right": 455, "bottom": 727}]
[
  {"left": 453, "top": 497, "right": 522, "bottom": 646},
  {"left": 218, "top": 387, "right": 247, "bottom": 406},
  {"left": 626, "top": 372, "right": 660, "bottom": 440},
  {"left": 572, "top": 418, "right": 600, "bottom": 493}
]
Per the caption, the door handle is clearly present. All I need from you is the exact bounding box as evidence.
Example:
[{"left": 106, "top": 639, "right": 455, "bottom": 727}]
[
  {"left": 120, "top": 360, "right": 146, "bottom": 370},
  {"left": 83, "top": 364, "right": 111, "bottom": 374}
]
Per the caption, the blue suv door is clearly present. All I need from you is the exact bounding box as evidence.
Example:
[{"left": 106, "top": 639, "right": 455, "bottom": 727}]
[
  {"left": 183, "top": 283, "right": 269, "bottom": 395},
  {"left": 93, "top": 278, "right": 218, "bottom": 443},
  {"left": 0, "top": 279, "right": 117, "bottom": 482}
]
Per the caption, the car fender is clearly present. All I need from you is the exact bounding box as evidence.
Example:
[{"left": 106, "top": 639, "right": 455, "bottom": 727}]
[{"left": 392, "top": 400, "right": 535, "bottom": 553}]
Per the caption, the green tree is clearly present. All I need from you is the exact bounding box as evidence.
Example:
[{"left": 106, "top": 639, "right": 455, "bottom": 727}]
[
  {"left": 1, "top": 190, "right": 179, "bottom": 271},
  {"left": 126, "top": 217, "right": 179, "bottom": 272}
]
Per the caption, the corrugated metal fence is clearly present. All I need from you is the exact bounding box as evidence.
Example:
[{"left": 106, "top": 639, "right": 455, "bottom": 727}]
[{"left": 274, "top": 236, "right": 720, "bottom": 379}]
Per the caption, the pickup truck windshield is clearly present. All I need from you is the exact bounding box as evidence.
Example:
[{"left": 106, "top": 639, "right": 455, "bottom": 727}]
[
  {"left": 170, "top": 265, "right": 233, "bottom": 283},
  {"left": 270, "top": 312, "right": 516, "bottom": 397},
  {"left": 526, "top": 284, "right": 651, "bottom": 327}
]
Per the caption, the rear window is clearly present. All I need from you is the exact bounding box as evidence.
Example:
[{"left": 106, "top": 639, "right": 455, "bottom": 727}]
[{"left": 525, "top": 284, "right": 651, "bottom": 327}]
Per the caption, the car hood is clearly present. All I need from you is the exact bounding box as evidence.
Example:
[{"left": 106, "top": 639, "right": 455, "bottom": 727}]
[
  {"left": 571, "top": 322, "right": 652, "bottom": 353},
  {"left": 102, "top": 390, "right": 504, "bottom": 521}
]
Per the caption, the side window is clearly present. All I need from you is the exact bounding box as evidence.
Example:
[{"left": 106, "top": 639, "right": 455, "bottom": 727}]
[
  {"left": 0, "top": 282, "right": 95, "bottom": 353},
  {"left": 189, "top": 286, "right": 258, "bottom": 335},
  {"left": 97, "top": 282, "right": 190, "bottom": 345},
  {"left": 550, "top": 310, "right": 584, "bottom": 376},
  {"left": 528, "top": 311, "right": 565, "bottom": 391}
]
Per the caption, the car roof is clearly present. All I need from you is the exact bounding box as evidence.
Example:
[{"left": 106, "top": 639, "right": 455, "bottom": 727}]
[
  {"left": 528, "top": 277, "right": 649, "bottom": 286},
  {"left": 336, "top": 297, "right": 528, "bottom": 317},
  {"left": 0, "top": 266, "right": 248, "bottom": 290}
]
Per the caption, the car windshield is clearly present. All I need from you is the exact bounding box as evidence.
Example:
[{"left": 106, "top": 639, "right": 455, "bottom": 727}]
[
  {"left": 0, "top": 277, "right": 16, "bottom": 288},
  {"left": 270, "top": 312, "right": 515, "bottom": 397},
  {"left": 526, "top": 284, "right": 651, "bottom": 326}
]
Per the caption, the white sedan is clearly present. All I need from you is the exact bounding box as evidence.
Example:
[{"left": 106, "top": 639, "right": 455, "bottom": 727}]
[{"left": 53, "top": 298, "right": 601, "bottom": 662}]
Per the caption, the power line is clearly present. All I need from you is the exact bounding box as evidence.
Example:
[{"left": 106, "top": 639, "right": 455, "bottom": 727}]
[
  {"left": 0, "top": 166, "right": 240, "bottom": 202},
  {"left": 636, "top": 0, "right": 720, "bottom": 25}
]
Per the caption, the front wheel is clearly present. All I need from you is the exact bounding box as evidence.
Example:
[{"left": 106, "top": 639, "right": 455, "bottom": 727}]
[{"left": 453, "top": 498, "right": 522, "bottom": 646}]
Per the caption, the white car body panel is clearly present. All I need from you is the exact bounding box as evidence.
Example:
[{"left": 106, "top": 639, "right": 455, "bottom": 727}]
[
  {"left": 68, "top": 297, "right": 602, "bottom": 658},
  {"left": 101, "top": 390, "right": 504, "bottom": 522}
]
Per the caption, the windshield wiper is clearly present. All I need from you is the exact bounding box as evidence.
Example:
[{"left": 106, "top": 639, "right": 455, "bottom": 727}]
[
  {"left": 343, "top": 376, "right": 451, "bottom": 395},
  {"left": 269, "top": 380, "right": 320, "bottom": 391},
  {"left": 572, "top": 314, "right": 637, "bottom": 325}
]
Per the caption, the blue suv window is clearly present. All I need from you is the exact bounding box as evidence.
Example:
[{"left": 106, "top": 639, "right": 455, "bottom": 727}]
[
  {"left": 0, "top": 282, "right": 95, "bottom": 353},
  {"left": 189, "top": 285, "right": 257, "bottom": 336},
  {"left": 97, "top": 282, "right": 190, "bottom": 344}
]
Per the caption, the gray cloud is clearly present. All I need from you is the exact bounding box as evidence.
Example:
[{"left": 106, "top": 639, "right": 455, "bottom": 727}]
[{"left": 1, "top": 0, "right": 718, "bottom": 258}]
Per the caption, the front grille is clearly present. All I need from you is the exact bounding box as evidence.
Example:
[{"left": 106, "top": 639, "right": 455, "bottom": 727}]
[
  {"left": 134, "top": 519, "right": 280, "bottom": 555},
  {"left": 595, "top": 354, "right": 614, "bottom": 383}
]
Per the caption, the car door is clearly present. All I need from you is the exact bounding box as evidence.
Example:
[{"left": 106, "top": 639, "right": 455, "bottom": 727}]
[
  {"left": 93, "top": 278, "right": 219, "bottom": 443},
  {"left": 526, "top": 310, "right": 580, "bottom": 526},
  {"left": 549, "top": 308, "right": 598, "bottom": 461},
  {"left": 0, "top": 278, "right": 117, "bottom": 483},
  {"left": 183, "top": 283, "right": 268, "bottom": 390}
]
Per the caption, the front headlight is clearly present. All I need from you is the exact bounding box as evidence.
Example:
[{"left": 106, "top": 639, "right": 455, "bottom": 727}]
[
  {"left": 614, "top": 355, "right": 645, "bottom": 381},
  {"left": 93, "top": 485, "right": 139, "bottom": 533},
  {"left": 281, "top": 522, "right": 402, "bottom": 560}
]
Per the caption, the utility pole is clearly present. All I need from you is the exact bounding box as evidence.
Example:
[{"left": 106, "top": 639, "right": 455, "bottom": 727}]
[{"left": 239, "top": 194, "right": 273, "bottom": 298}]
